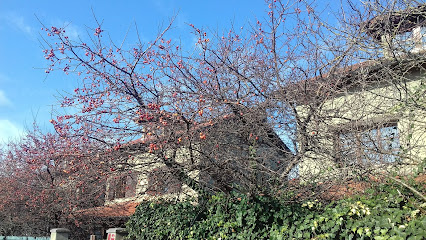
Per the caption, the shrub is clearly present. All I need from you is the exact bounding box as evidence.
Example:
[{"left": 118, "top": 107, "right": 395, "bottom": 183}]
[
  {"left": 126, "top": 199, "right": 200, "bottom": 239},
  {"left": 126, "top": 182, "right": 425, "bottom": 239},
  {"left": 186, "top": 192, "right": 300, "bottom": 240}
]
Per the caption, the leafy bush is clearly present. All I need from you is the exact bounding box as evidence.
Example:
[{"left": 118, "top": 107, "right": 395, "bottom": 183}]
[
  {"left": 126, "top": 199, "right": 200, "bottom": 239},
  {"left": 126, "top": 182, "right": 425, "bottom": 239},
  {"left": 186, "top": 193, "right": 300, "bottom": 240}
]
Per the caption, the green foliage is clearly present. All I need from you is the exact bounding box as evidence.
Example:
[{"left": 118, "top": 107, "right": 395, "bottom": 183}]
[
  {"left": 126, "top": 199, "right": 200, "bottom": 239},
  {"left": 186, "top": 193, "right": 300, "bottom": 240},
  {"left": 126, "top": 183, "right": 425, "bottom": 240}
]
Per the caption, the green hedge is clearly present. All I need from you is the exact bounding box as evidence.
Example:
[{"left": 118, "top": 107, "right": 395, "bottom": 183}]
[{"left": 126, "top": 183, "right": 425, "bottom": 239}]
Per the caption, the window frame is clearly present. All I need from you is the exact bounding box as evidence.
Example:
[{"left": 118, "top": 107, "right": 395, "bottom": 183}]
[{"left": 334, "top": 121, "right": 400, "bottom": 166}]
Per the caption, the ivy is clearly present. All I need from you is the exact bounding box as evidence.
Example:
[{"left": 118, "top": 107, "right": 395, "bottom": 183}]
[
  {"left": 126, "top": 182, "right": 425, "bottom": 239},
  {"left": 126, "top": 199, "right": 200, "bottom": 239}
]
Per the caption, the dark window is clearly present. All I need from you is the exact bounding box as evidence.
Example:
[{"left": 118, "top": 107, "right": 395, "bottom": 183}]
[
  {"left": 107, "top": 173, "right": 138, "bottom": 200},
  {"left": 336, "top": 123, "right": 400, "bottom": 165},
  {"left": 114, "top": 176, "right": 126, "bottom": 199},
  {"left": 146, "top": 167, "right": 181, "bottom": 195},
  {"left": 125, "top": 174, "right": 138, "bottom": 198}
]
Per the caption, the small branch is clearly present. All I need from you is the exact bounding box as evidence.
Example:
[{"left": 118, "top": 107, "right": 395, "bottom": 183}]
[{"left": 387, "top": 175, "right": 426, "bottom": 202}]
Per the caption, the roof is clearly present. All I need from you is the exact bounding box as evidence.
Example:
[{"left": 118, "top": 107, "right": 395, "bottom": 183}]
[
  {"left": 122, "top": 111, "right": 292, "bottom": 154},
  {"left": 274, "top": 60, "right": 377, "bottom": 105},
  {"left": 277, "top": 55, "right": 426, "bottom": 106},
  {"left": 363, "top": 4, "right": 426, "bottom": 41},
  {"left": 76, "top": 201, "right": 139, "bottom": 218}
]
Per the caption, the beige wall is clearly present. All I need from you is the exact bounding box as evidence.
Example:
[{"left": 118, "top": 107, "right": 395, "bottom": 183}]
[
  {"left": 297, "top": 74, "right": 426, "bottom": 182},
  {"left": 105, "top": 147, "right": 199, "bottom": 206}
]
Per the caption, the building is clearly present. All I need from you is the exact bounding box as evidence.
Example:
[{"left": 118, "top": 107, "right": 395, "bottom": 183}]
[
  {"left": 79, "top": 111, "right": 291, "bottom": 220},
  {"left": 295, "top": 5, "right": 426, "bottom": 183}
]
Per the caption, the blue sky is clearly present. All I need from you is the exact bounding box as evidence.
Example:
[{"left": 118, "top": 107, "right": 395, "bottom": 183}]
[{"left": 0, "top": 0, "right": 269, "bottom": 143}]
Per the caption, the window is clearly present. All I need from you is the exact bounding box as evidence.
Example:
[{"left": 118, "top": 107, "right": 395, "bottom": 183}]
[
  {"left": 146, "top": 167, "right": 181, "bottom": 196},
  {"left": 336, "top": 123, "right": 400, "bottom": 165},
  {"left": 114, "top": 176, "right": 127, "bottom": 199},
  {"left": 389, "top": 26, "right": 426, "bottom": 53},
  {"left": 419, "top": 27, "right": 426, "bottom": 45},
  {"left": 107, "top": 174, "right": 138, "bottom": 200},
  {"left": 392, "top": 30, "right": 415, "bottom": 52}
]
